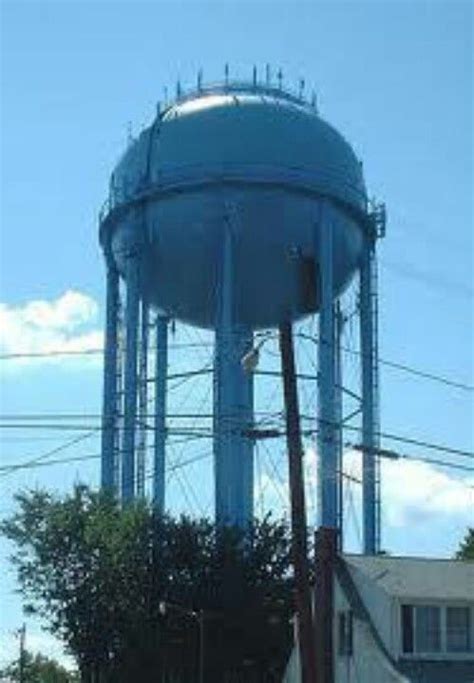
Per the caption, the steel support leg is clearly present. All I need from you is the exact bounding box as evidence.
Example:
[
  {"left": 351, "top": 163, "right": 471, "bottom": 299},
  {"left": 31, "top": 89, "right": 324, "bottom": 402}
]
[
  {"left": 136, "top": 298, "right": 149, "bottom": 498},
  {"left": 214, "top": 227, "right": 254, "bottom": 528},
  {"left": 335, "top": 303, "right": 344, "bottom": 549},
  {"left": 317, "top": 220, "right": 338, "bottom": 530},
  {"left": 121, "top": 253, "right": 140, "bottom": 504},
  {"left": 101, "top": 262, "right": 120, "bottom": 492},
  {"left": 153, "top": 314, "right": 168, "bottom": 514},
  {"left": 360, "top": 236, "right": 380, "bottom": 554}
]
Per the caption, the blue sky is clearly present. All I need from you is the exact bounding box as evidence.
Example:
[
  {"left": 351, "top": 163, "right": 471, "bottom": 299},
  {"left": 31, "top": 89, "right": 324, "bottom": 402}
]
[{"left": 0, "top": 0, "right": 473, "bottom": 667}]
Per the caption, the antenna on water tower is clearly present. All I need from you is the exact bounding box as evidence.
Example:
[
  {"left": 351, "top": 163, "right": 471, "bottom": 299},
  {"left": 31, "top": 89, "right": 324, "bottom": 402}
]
[{"left": 299, "top": 78, "right": 305, "bottom": 99}]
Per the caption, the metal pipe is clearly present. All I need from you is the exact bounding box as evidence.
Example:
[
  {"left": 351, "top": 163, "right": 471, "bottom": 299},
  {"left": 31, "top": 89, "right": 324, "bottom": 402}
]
[
  {"left": 214, "top": 225, "right": 254, "bottom": 527},
  {"left": 100, "top": 260, "right": 119, "bottom": 492},
  {"left": 317, "top": 220, "right": 338, "bottom": 529},
  {"left": 335, "top": 304, "right": 344, "bottom": 549},
  {"left": 121, "top": 252, "right": 140, "bottom": 504},
  {"left": 279, "top": 321, "right": 317, "bottom": 683},
  {"left": 153, "top": 314, "right": 168, "bottom": 513},
  {"left": 136, "top": 297, "right": 149, "bottom": 498}
]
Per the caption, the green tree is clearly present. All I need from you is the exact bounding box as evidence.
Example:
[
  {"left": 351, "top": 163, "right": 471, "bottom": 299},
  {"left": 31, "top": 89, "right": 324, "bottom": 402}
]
[
  {"left": 2, "top": 486, "right": 294, "bottom": 682},
  {"left": 456, "top": 527, "right": 474, "bottom": 560},
  {"left": 1, "top": 486, "right": 148, "bottom": 680},
  {"left": 0, "top": 650, "right": 79, "bottom": 683}
]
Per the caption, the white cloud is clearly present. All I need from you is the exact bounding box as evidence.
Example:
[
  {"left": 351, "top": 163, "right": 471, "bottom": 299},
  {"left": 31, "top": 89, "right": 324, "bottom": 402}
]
[
  {"left": 255, "top": 445, "right": 473, "bottom": 539},
  {"left": 0, "top": 290, "right": 103, "bottom": 368},
  {"left": 342, "top": 449, "right": 473, "bottom": 528},
  {"left": 381, "top": 456, "right": 473, "bottom": 526}
]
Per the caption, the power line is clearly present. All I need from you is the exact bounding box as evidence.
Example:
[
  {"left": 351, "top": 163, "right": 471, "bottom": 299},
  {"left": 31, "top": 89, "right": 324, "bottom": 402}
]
[
  {"left": 0, "top": 415, "right": 472, "bottom": 461},
  {"left": 0, "top": 430, "right": 99, "bottom": 478},
  {"left": 299, "top": 417, "right": 474, "bottom": 460},
  {"left": 0, "top": 448, "right": 214, "bottom": 479},
  {"left": 0, "top": 342, "right": 213, "bottom": 360},
  {"left": 0, "top": 430, "right": 213, "bottom": 478},
  {"left": 0, "top": 453, "right": 101, "bottom": 472},
  {"left": 0, "top": 410, "right": 277, "bottom": 421},
  {"left": 398, "top": 453, "right": 474, "bottom": 475},
  {"left": 296, "top": 332, "right": 474, "bottom": 393},
  {"left": 1, "top": 339, "right": 472, "bottom": 393},
  {"left": 0, "top": 437, "right": 472, "bottom": 479},
  {"left": 380, "top": 257, "right": 474, "bottom": 300}
]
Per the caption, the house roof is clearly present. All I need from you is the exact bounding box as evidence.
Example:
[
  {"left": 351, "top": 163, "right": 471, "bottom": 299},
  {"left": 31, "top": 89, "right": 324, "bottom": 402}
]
[{"left": 342, "top": 554, "right": 474, "bottom": 602}]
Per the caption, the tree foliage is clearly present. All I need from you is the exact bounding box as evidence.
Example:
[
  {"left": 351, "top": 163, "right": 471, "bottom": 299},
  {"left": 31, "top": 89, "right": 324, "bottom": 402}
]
[
  {"left": 456, "top": 527, "right": 474, "bottom": 560},
  {"left": 0, "top": 650, "right": 78, "bottom": 683},
  {"left": 1, "top": 486, "right": 294, "bottom": 682}
]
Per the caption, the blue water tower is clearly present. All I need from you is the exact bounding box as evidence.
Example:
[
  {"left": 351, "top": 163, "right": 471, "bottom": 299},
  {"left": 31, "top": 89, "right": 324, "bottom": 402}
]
[{"left": 99, "top": 74, "right": 385, "bottom": 553}]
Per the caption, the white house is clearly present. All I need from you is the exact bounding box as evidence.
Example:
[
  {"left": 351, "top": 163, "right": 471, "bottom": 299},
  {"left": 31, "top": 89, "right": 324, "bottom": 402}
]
[{"left": 283, "top": 554, "right": 474, "bottom": 683}]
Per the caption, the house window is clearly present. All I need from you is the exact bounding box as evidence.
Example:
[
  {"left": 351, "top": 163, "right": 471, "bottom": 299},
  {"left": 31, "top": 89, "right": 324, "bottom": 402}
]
[
  {"left": 402, "top": 604, "right": 472, "bottom": 655},
  {"left": 338, "top": 611, "right": 353, "bottom": 656},
  {"left": 402, "top": 605, "right": 414, "bottom": 654},
  {"left": 415, "top": 606, "right": 441, "bottom": 653},
  {"left": 402, "top": 605, "right": 441, "bottom": 653},
  {"left": 446, "top": 607, "right": 471, "bottom": 653}
]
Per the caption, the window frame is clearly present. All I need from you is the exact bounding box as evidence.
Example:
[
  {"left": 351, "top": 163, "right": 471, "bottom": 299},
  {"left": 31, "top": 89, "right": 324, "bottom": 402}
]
[
  {"left": 414, "top": 604, "right": 442, "bottom": 654},
  {"left": 337, "top": 609, "right": 353, "bottom": 657},
  {"left": 445, "top": 605, "right": 472, "bottom": 654},
  {"left": 399, "top": 602, "right": 474, "bottom": 660}
]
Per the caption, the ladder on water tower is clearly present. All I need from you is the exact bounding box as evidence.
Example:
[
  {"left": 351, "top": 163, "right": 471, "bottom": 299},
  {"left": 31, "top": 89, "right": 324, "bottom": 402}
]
[
  {"left": 370, "top": 245, "right": 381, "bottom": 553},
  {"left": 370, "top": 201, "right": 386, "bottom": 553}
]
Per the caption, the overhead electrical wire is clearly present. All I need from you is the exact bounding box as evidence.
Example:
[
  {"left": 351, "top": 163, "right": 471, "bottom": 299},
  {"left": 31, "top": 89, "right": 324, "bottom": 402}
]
[
  {"left": 1, "top": 411, "right": 471, "bottom": 462},
  {"left": 0, "top": 342, "right": 213, "bottom": 360},
  {"left": 295, "top": 332, "right": 474, "bottom": 393},
  {"left": 1, "top": 338, "right": 472, "bottom": 393},
  {"left": 0, "top": 430, "right": 100, "bottom": 478},
  {"left": 1, "top": 436, "right": 472, "bottom": 478}
]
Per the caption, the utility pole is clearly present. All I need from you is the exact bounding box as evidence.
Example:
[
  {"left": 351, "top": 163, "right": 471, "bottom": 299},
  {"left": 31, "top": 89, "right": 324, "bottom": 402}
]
[
  {"left": 279, "top": 321, "right": 317, "bottom": 683},
  {"left": 159, "top": 601, "right": 205, "bottom": 682},
  {"left": 18, "top": 623, "right": 26, "bottom": 683},
  {"left": 314, "top": 526, "right": 337, "bottom": 683},
  {"left": 198, "top": 609, "right": 204, "bottom": 683}
]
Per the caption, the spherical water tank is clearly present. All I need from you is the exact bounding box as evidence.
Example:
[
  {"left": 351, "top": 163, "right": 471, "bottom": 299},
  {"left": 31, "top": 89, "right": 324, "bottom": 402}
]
[{"left": 100, "top": 84, "right": 368, "bottom": 329}]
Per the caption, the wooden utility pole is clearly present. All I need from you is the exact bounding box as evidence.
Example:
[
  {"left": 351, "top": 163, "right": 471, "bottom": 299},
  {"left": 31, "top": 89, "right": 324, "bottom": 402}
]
[
  {"left": 279, "top": 321, "right": 318, "bottom": 683},
  {"left": 314, "top": 527, "right": 337, "bottom": 683}
]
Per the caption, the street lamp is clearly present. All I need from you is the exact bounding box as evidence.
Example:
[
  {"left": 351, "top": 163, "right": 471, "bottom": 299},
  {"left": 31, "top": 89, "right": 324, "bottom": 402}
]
[
  {"left": 159, "top": 601, "right": 204, "bottom": 683},
  {"left": 241, "top": 332, "right": 274, "bottom": 374}
]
